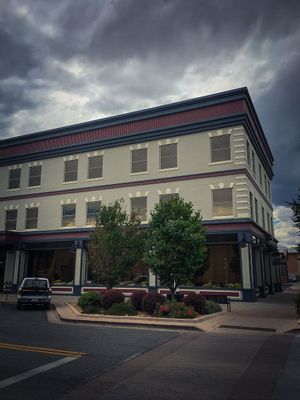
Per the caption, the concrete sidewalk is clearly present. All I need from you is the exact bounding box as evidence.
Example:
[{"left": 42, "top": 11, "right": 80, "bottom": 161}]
[
  {"left": 52, "top": 283, "right": 300, "bottom": 333},
  {"left": 2, "top": 283, "right": 299, "bottom": 333}
]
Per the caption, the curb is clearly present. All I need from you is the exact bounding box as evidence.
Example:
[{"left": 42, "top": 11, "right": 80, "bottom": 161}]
[{"left": 54, "top": 302, "right": 227, "bottom": 331}]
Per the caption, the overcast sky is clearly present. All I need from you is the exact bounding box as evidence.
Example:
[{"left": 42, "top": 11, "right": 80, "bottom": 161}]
[{"left": 0, "top": 0, "right": 299, "bottom": 247}]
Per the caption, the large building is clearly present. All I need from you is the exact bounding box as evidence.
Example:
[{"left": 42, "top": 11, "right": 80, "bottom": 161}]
[{"left": 0, "top": 88, "right": 280, "bottom": 301}]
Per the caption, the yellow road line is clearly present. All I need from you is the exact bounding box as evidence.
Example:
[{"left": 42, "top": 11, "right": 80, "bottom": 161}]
[{"left": 0, "top": 342, "right": 86, "bottom": 357}]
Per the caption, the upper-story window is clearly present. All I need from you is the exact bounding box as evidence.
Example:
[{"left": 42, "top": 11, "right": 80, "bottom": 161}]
[
  {"left": 28, "top": 165, "right": 41, "bottom": 187},
  {"left": 210, "top": 135, "right": 231, "bottom": 163},
  {"left": 25, "top": 207, "right": 39, "bottom": 229},
  {"left": 259, "top": 164, "right": 262, "bottom": 186},
  {"left": 252, "top": 151, "right": 256, "bottom": 175},
  {"left": 8, "top": 168, "right": 21, "bottom": 189},
  {"left": 159, "top": 193, "right": 179, "bottom": 203},
  {"left": 262, "top": 206, "right": 265, "bottom": 229},
  {"left": 246, "top": 141, "right": 251, "bottom": 166},
  {"left": 62, "top": 204, "right": 76, "bottom": 227},
  {"left": 88, "top": 155, "right": 103, "bottom": 179},
  {"left": 267, "top": 180, "right": 271, "bottom": 198},
  {"left": 131, "top": 197, "right": 147, "bottom": 221},
  {"left": 249, "top": 191, "right": 254, "bottom": 219},
  {"left": 64, "top": 160, "right": 78, "bottom": 182},
  {"left": 160, "top": 143, "right": 177, "bottom": 169},
  {"left": 86, "top": 201, "right": 101, "bottom": 225},
  {"left": 212, "top": 188, "right": 233, "bottom": 217},
  {"left": 131, "top": 148, "right": 147, "bottom": 173},
  {"left": 255, "top": 198, "right": 259, "bottom": 223},
  {"left": 267, "top": 212, "right": 270, "bottom": 233},
  {"left": 5, "top": 209, "right": 17, "bottom": 230},
  {"left": 264, "top": 174, "right": 267, "bottom": 194}
]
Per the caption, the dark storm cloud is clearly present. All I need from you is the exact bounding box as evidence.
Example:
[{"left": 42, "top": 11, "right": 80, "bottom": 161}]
[
  {"left": 256, "top": 53, "right": 300, "bottom": 205},
  {"left": 0, "top": 0, "right": 299, "bottom": 209}
]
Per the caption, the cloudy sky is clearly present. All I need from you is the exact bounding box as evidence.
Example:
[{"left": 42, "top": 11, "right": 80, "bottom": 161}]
[{"left": 0, "top": 0, "right": 299, "bottom": 247}]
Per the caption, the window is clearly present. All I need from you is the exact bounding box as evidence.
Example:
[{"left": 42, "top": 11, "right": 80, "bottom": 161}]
[
  {"left": 86, "top": 201, "right": 101, "bottom": 225},
  {"left": 267, "top": 180, "right": 271, "bottom": 198},
  {"left": 64, "top": 160, "right": 78, "bottom": 182},
  {"left": 246, "top": 141, "right": 251, "bottom": 166},
  {"left": 271, "top": 216, "right": 274, "bottom": 235},
  {"left": 262, "top": 206, "right": 265, "bottom": 229},
  {"left": 210, "top": 135, "right": 231, "bottom": 163},
  {"left": 252, "top": 151, "right": 256, "bottom": 175},
  {"left": 264, "top": 174, "right": 267, "bottom": 194},
  {"left": 28, "top": 165, "right": 41, "bottom": 187},
  {"left": 159, "top": 193, "right": 179, "bottom": 203},
  {"left": 255, "top": 198, "right": 258, "bottom": 223},
  {"left": 259, "top": 164, "right": 262, "bottom": 185},
  {"left": 212, "top": 188, "right": 233, "bottom": 217},
  {"left": 249, "top": 191, "right": 254, "bottom": 219},
  {"left": 5, "top": 209, "right": 17, "bottom": 230},
  {"left": 8, "top": 168, "right": 21, "bottom": 189},
  {"left": 62, "top": 204, "right": 76, "bottom": 227},
  {"left": 131, "top": 148, "right": 147, "bottom": 173},
  {"left": 267, "top": 212, "right": 270, "bottom": 233},
  {"left": 160, "top": 143, "right": 177, "bottom": 169},
  {"left": 88, "top": 155, "right": 103, "bottom": 179},
  {"left": 25, "top": 207, "right": 39, "bottom": 229},
  {"left": 131, "top": 197, "right": 147, "bottom": 221}
]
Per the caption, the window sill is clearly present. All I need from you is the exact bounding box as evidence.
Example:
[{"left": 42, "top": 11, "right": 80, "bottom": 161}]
[
  {"left": 6, "top": 188, "right": 21, "bottom": 191},
  {"left": 24, "top": 228, "right": 38, "bottom": 231},
  {"left": 62, "top": 180, "right": 78, "bottom": 184},
  {"left": 209, "top": 160, "right": 233, "bottom": 166},
  {"left": 59, "top": 226, "right": 76, "bottom": 229},
  {"left": 130, "top": 171, "right": 149, "bottom": 176},
  {"left": 86, "top": 177, "right": 103, "bottom": 182},
  {"left": 26, "top": 186, "right": 41, "bottom": 189},
  {"left": 212, "top": 215, "right": 234, "bottom": 219},
  {"left": 158, "top": 167, "right": 178, "bottom": 172}
]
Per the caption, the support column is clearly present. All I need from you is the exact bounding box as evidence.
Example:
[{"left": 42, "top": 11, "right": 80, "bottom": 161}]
[
  {"left": 74, "top": 247, "right": 82, "bottom": 295},
  {"left": 12, "top": 250, "right": 21, "bottom": 286},
  {"left": 80, "top": 248, "right": 87, "bottom": 286},
  {"left": 241, "top": 244, "right": 256, "bottom": 301},
  {"left": 4, "top": 250, "right": 15, "bottom": 283},
  {"left": 148, "top": 269, "right": 157, "bottom": 292}
]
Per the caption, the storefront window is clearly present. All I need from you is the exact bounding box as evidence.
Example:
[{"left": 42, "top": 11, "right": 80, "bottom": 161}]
[
  {"left": 196, "top": 244, "right": 241, "bottom": 288},
  {"left": 26, "top": 249, "right": 75, "bottom": 285}
]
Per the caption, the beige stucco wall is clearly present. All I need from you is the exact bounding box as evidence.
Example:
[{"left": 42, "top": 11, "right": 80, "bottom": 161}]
[{"left": 0, "top": 123, "right": 274, "bottom": 233}]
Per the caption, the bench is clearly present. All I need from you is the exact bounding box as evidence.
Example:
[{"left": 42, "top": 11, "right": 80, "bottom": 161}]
[{"left": 202, "top": 293, "right": 231, "bottom": 312}]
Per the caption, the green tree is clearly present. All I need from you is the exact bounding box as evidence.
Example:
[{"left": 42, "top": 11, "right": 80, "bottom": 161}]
[
  {"left": 288, "top": 187, "right": 300, "bottom": 252},
  {"left": 144, "top": 197, "right": 207, "bottom": 299},
  {"left": 88, "top": 199, "right": 145, "bottom": 288}
]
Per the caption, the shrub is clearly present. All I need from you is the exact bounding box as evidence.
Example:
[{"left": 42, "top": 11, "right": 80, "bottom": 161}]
[
  {"left": 131, "top": 291, "right": 147, "bottom": 311},
  {"left": 103, "top": 301, "right": 138, "bottom": 316},
  {"left": 157, "top": 301, "right": 197, "bottom": 319},
  {"left": 142, "top": 292, "right": 166, "bottom": 315},
  {"left": 102, "top": 289, "right": 125, "bottom": 309},
  {"left": 77, "top": 291, "right": 102, "bottom": 312},
  {"left": 184, "top": 293, "right": 206, "bottom": 314},
  {"left": 295, "top": 293, "right": 300, "bottom": 316},
  {"left": 82, "top": 305, "right": 102, "bottom": 314},
  {"left": 205, "top": 300, "right": 222, "bottom": 314}
]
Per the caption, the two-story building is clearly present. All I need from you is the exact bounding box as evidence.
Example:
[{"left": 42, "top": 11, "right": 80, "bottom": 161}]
[{"left": 0, "top": 87, "right": 280, "bottom": 301}]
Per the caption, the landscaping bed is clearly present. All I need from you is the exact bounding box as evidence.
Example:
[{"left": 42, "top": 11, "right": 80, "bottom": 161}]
[{"left": 76, "top": 290, "right": 222, "bottom": 319}]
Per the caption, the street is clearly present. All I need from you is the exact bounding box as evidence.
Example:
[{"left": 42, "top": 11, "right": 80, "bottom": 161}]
[{"left": 0, "top": 291, "right": 299, "bottom": 400}]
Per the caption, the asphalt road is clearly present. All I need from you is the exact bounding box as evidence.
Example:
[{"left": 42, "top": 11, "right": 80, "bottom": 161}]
[
  {"left": 0, "top": 302, "right": 299, "bottom": 400},
  {"left": 0, "top": 303, "right": 177, "bottom": 400}
]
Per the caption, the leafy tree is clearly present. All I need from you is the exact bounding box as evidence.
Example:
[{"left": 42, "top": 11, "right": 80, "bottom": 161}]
[
  {"left": 144, "top": 197, "right": 207, "bottom": 299},
  {"left": 88, "top": 199, "right": 145, "bottom": 288},
  {"left": 288, "top": 187, "right": 300, "bottom": 252}
]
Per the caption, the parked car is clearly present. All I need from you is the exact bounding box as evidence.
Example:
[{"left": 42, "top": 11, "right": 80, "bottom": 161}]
[{"left": 17, "top": 277, "right": 52, "bottom": 310}]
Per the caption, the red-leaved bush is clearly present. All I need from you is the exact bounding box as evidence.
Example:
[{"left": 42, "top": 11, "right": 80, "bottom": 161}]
[{"left": 102, "top": 290, "right": 125, "bottom": 309}]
